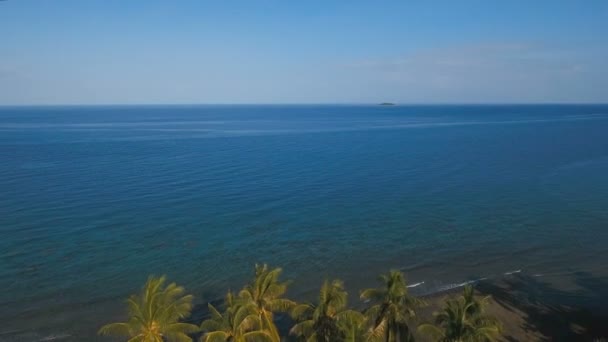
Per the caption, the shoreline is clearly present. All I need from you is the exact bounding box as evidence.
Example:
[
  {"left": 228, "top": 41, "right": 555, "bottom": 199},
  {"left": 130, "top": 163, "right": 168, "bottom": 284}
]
[
  {"left": 3, "top": 271, "right": 608, "bottom": 341},
  {"left": 414, "top": 273, "right": 608, "bottom": 341}
]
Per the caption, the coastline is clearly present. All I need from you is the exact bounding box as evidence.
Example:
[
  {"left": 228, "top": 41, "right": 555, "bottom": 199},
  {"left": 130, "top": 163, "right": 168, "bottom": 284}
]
[
  {"left": 4, "top": 271, "right": 608, "bottom": 341},
  {"left": 414, "top": 273, "right": 608, "bottom": 341}
]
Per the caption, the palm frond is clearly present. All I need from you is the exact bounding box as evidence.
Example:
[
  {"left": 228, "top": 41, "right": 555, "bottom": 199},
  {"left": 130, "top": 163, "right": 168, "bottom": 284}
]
[
  {"left": 98, "top": 322, "right": 133, "bottom": 337},
  {"left": 291, "top": 303, "right": 315, "bottom": 320},
  {"left": 202, "top": 331, "right": 230, "bottom": 342},
  {"left": 289, "top": 319, "right": 315, "bottom": 337},
  {"left": 242, "top": 330, "right": 274, "bottom": 342}
]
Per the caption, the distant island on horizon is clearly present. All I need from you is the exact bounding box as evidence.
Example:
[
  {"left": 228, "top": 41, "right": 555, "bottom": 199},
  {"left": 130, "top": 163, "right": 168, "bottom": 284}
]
[{"left": 379, "top": 102, "right": 396, "bottom": 106}]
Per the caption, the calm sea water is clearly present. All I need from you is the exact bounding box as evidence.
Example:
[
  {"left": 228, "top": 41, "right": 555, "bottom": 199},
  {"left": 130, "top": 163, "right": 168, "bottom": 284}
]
[{"left": 1, "top": 105, "right": 608, "bottom": 340}]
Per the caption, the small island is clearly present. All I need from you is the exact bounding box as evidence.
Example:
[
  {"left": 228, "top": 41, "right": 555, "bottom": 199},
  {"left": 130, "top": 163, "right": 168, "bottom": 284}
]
[{"left": 379, "top": 102, "right": 396, "bottom": 106}]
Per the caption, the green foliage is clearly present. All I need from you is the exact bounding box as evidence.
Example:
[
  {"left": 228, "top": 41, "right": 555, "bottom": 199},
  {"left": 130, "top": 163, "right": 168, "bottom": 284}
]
[
  {"left": 418, "top": 285, "right": 502, "bottom": 342},
  {"left": 337, "top": 310, "right": 368, "bottom": 342},
  {"left": 200, "top": 291, "right": 272, "bottom": 342},
  {"left": 360, "top": 270, "right": 424, "bottom": 342},
  {"left": 98, "top": 275, "right": 199, "bottom": 342},
  {"left": 238, "top": 264, "right": 296, "bottom": 342},
  {"left": 99, "top": 268, "right": 504, "bottom": 342},
  {"left": 290, "top": 279, "right": 366, "bottom": 342}
]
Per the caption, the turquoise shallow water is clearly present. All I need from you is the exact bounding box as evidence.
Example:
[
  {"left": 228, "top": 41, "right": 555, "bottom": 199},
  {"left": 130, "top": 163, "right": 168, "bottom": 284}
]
[{"left": 1, "top": 105, "right": 608, "bottom": 340}]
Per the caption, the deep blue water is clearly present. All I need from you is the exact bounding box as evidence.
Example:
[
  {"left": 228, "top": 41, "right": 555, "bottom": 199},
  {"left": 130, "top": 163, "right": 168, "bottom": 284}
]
[{"left": 1, "top": 105, "right": 608, "bottom": 340}]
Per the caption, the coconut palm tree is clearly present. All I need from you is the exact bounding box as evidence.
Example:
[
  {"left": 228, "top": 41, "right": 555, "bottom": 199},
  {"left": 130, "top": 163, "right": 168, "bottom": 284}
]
[
  {"left": 360, "top": 271, "right": 423, "bottom": 342},
  {"left": 238, "top": 264, "right": 296, "bottom": 342},
  {"left": 417, "top": 286, "right": 501, "bottom": 342},
  {"left": 200, "top": 291, "right": 272, "bottom": 342},
  {"left": 290, "top": 279, "right": 364, "bottom": 342},
  {"left": 99, "top": 275, "right": 199, "bottom": 342}
]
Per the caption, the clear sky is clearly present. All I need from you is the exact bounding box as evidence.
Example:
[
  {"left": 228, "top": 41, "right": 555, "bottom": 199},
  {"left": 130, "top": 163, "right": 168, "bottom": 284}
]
[{"left": 1, "top": 0, "right": 607, "bottom": 105}]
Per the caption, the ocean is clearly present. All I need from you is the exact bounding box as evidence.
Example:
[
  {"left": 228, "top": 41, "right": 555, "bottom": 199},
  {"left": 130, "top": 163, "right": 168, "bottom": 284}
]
[{"left": 1, "top": 104, "right": 608, "bottom": 340}]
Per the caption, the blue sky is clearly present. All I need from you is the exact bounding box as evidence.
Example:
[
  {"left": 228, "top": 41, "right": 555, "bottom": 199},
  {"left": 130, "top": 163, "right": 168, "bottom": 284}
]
[{"left": 1, "top": 0, "right": 607, "bottom": 104}]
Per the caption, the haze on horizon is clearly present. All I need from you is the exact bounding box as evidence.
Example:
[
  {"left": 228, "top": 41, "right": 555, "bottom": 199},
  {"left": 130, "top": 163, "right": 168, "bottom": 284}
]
[{"left": 1, "top": 0, "right": 607, "bottom": 105}]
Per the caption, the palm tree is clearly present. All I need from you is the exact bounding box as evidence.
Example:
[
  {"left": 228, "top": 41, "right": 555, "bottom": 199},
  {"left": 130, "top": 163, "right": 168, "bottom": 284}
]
[
  {"left": 200, "top": 291, "right": 272, "bottom": 342},
  {"left": 238, "top": 264, "right": 296, "bottom": 342},
  {"left": 418, "top": 285, "right": 501, "bottom": 342},
  {"left": 290, "top": 279, "right": 364, "bottom": 342},
  {"left": 360, "top": 271, "right": 423, "bottom": 342},
  {"left": 99, "top": 275, "right": 199, "bottom": 342}
]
